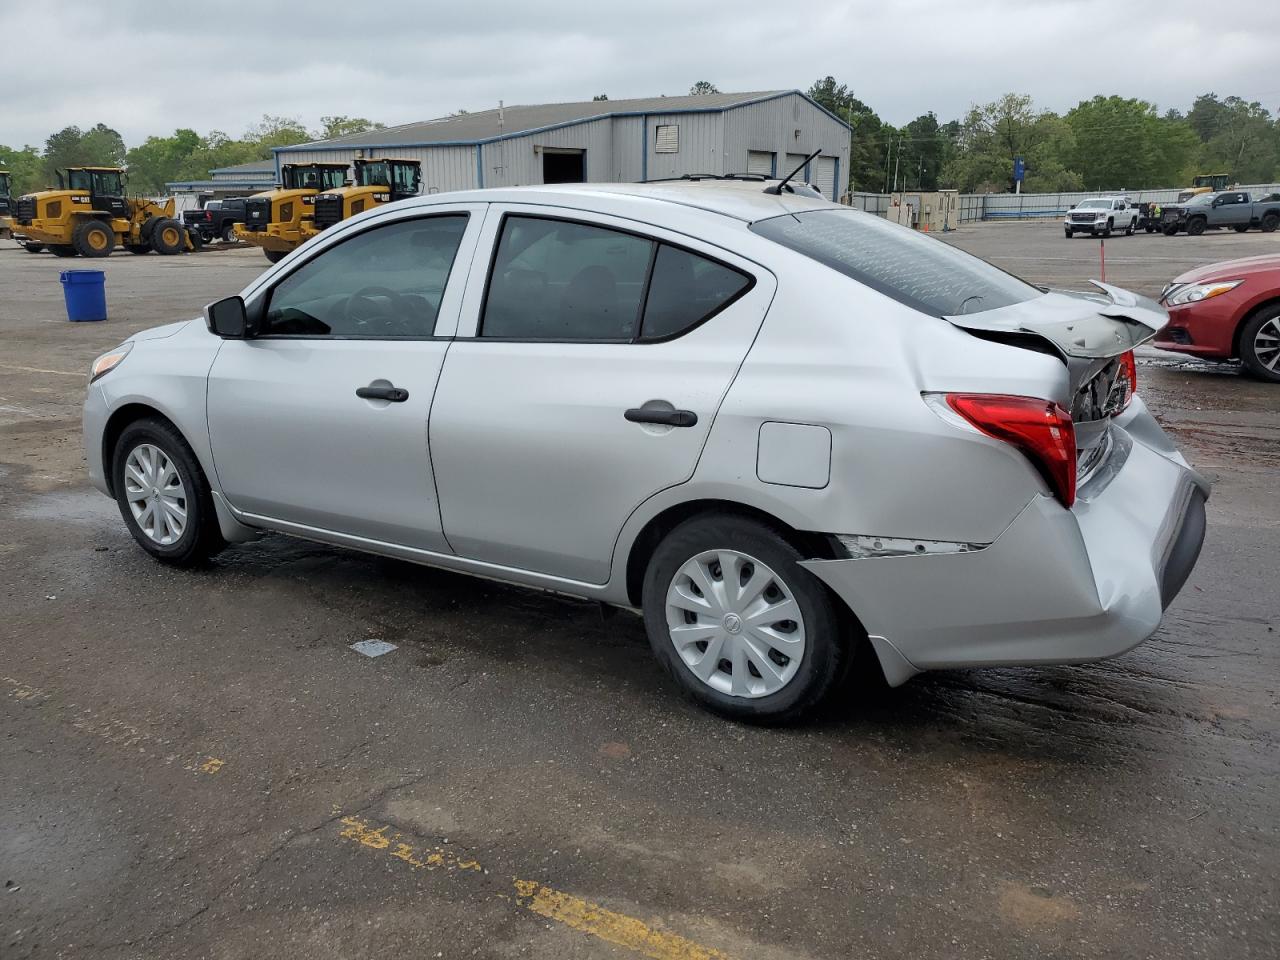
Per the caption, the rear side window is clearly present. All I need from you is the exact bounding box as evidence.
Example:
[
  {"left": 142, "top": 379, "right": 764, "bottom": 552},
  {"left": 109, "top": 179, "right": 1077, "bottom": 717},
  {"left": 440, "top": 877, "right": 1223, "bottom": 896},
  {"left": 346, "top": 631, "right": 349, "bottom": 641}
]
[
  {"left": 483, "top": 217, "right": 652, "bottom": 340},
  {"left": 751, "top": 209, "right": 1041, "bottom": 316},
  {"left": 641, "top": 245, "right": 752, "bottom": 340}
]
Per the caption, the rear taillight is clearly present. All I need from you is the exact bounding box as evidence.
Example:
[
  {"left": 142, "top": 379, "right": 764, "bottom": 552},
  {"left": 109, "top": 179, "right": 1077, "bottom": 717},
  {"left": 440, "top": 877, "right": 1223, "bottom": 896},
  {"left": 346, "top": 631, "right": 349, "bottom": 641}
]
[
  {"left": 946, "top": 394, "right": 1077, "bottom": 508},
  {"left": 205, "top": 211, "right": 213, "bottom": 221},
  {"left": 1120, "top": 350, "right": 1137, "bottom": 406}
]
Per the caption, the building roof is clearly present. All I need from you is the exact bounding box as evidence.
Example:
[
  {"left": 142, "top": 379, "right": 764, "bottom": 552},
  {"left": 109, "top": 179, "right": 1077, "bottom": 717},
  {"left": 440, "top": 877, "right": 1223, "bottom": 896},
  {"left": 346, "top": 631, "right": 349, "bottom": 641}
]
[
  {"left": 209, "top": 159, "right": 276, "bottom": 175},
  {"left": 279, "top": 90, "right": 848, "bottom": 152}
]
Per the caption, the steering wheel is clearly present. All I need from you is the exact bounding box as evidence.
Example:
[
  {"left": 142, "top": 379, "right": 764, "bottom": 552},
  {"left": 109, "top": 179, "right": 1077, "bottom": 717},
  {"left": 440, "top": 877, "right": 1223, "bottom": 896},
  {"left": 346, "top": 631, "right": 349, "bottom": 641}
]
[{"left": 343, "top": 285, "right": 412, "bottom": 334}]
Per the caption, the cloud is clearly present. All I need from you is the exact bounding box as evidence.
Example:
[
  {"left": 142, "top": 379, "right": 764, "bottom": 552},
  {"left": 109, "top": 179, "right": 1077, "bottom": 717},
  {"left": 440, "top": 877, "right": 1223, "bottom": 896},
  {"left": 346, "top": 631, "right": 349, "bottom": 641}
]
[{"left": 3, "top": 0, "right": 1277, "bottom": 148}]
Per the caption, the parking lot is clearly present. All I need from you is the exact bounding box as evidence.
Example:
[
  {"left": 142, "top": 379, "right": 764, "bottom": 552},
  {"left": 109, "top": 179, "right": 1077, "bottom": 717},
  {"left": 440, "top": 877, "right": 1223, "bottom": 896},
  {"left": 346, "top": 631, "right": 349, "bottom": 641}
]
[{"left": 2, "top": 221, "right": 1278, "bottom": 959}]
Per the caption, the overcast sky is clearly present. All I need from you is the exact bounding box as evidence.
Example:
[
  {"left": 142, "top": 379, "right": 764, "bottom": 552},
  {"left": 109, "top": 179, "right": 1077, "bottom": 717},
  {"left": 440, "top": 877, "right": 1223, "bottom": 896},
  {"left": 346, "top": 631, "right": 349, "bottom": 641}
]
[{"left": 4, "top": 0, "right": 1278, "bottom": 149}]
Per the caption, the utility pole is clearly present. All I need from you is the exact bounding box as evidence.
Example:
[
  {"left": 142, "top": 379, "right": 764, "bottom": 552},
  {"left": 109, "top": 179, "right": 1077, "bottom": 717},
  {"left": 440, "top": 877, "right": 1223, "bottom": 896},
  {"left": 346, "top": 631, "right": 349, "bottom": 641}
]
[{"left": 892, "top": 135, "right": 902, "bottom": 193}]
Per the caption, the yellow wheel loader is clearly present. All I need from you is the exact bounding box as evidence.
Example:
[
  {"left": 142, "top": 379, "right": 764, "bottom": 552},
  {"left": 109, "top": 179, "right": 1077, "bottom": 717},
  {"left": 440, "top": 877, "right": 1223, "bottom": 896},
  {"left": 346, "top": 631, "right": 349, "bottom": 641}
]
[
  {"left": 234, "top": 162, "right": 349, "bottom": 263},
  {"left": 309, "top": 158, "right": 422, "bottom": 233},
  {"left": 0, "top": 169, "right": 12, "bottom": 240},
  {"left": 11, "top": 167, "right": 202, "bottom": 257}
]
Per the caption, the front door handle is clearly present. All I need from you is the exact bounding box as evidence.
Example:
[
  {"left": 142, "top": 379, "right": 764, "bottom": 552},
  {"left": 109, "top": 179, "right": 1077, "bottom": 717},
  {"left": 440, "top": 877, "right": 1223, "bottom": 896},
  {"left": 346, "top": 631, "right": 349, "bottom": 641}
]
[
  {"left": 624, "top": 404, "right": 698, "bottom": 428},
  {"left": 356, "top": 384, "right": 409, "bottom": 402}
]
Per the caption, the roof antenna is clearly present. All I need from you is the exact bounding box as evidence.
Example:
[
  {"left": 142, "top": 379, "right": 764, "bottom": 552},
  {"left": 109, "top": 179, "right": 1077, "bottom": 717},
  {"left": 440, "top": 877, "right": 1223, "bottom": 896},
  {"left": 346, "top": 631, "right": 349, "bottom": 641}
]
[{"left": 766, "top": 148, "right": 821, "bottom": 195}]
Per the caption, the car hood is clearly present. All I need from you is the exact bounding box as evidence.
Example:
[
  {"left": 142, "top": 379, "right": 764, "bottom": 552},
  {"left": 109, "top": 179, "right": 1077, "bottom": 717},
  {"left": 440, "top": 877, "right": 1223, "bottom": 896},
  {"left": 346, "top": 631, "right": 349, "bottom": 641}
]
[
  {"left": 1170, "top": 254, "right": 1280, "bottom": 287},
  {"left": 128, "top": 319, "right": 193, "bottom": 343}
]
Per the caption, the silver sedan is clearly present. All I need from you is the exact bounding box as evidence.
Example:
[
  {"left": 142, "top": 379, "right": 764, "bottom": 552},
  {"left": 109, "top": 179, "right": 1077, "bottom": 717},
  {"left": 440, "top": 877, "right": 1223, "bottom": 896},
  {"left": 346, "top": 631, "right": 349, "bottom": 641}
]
[{"left": 83, "top": 180, "right": 1208, "bottom": 722}]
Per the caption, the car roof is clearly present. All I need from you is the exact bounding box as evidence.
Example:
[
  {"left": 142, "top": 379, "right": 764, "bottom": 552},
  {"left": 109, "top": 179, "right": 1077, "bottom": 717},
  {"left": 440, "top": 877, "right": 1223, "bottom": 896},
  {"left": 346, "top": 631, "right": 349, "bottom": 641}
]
[{"left": 411, "top": 180, "right": 840, "bottom": 225}]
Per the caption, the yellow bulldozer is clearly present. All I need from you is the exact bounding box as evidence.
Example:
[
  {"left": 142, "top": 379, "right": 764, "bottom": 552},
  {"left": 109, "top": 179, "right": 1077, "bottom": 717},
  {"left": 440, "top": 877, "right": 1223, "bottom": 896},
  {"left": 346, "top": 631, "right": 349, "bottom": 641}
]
[
  {"left": 234, "top": 162, "right": 348, "bottom": 263},
  {"left": 12, "top": 166, "right": 201, "bottom": 257},
  {"left": 0, "top": 169, "right": 13, "bottom": 239},
  {"left": 309, "top": 158, "right": 423, "bottom": 233},
  {"left": 1176, "top": 173, "right": 1231, "bottom": 203}
]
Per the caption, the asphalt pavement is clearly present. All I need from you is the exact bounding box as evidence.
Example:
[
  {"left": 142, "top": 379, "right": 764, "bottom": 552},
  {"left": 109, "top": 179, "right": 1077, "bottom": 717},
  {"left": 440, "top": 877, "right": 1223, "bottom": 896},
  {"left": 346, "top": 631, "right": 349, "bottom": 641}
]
[{"left": 2, "top": 224, "right": 1277, "bottom": 959}]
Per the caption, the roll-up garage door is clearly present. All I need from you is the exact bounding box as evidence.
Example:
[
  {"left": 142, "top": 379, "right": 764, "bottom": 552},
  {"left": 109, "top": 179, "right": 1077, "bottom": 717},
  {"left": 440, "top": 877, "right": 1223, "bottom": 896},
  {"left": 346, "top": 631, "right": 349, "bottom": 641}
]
[
  {"left": 813, "top": 156, "right": 837, "bottom": 200},
  {"left": 746, "top": 151, "right": 774, "bottom": 176}
]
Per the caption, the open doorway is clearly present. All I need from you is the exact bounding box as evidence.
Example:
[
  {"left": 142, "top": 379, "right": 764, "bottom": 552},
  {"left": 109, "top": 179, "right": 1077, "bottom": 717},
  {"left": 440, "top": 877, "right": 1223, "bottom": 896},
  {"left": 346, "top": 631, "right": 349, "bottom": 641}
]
[{"left": 542, "top": 149, "right": 585, "bottom": 184}]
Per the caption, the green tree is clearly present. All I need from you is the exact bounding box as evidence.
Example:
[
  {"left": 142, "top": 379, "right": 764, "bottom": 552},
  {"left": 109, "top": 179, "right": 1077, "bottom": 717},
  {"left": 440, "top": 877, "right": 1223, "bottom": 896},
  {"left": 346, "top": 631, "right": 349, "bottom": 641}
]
[
  {"left": 807, "top": 76, "right": 889, "bottom": 192},
  {"left": 316, "top": 116, "right": 385, "bottom": 141},
  {"left": 1065, "top": 96, "right": 1198, "bottom": 188},
  {"left": 592, "top": 94, "right": 609, "bottom": 101},
  {"left": 1188, "top": 94, "right": 1278, "bottom": 183},
  {"left": 689, "top": 81, "right": 720, "bottom": 95},
  {"left": 43, "top": 123, "right": 126, "bottom": 180},
  {"left": 0, "top": 143, "right": 44, "bottom": 194},
  {"left": 941, "top": 94, "right": 1081, "bottom": 191},
  {"left": 245, "top": 114, "right": 312, "bottom": 150},
  {"left": 124, "top": 128, "right": 204, "bottom": 193}
]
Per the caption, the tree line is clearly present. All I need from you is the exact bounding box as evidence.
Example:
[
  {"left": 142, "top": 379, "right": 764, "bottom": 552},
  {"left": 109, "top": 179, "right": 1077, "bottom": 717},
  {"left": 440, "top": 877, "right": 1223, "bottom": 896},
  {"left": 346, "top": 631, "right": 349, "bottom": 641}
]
[
  {"left": 2, "top": 82, "right": 1277, "bottom": 198},
  {"left": 807, "top": 78, "right": 1279, "bottom": 195}
]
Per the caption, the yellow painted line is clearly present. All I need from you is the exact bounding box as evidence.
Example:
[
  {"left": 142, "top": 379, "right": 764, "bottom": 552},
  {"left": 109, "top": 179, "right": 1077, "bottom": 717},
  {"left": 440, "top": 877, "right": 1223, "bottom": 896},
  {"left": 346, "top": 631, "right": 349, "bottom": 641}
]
[
  {"left": 337, "top": 815, "right": 732, "bottom": 960},
  {"left": 513, "top": 879, "right": 732, "bottom": 960},
  {"left": 3, "top": 675, "right": 226, "bottom": 776},
  {"left": 0, "top": 362, "right": 82, "bottom": 377}
]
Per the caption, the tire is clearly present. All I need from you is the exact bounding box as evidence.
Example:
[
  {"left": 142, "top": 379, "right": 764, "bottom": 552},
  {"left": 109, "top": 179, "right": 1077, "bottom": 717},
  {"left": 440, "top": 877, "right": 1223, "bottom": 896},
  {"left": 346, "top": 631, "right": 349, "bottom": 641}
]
[
  {"left": 72, "top": 219, "right": 115, "bottom": 258},
  {"left": 641, "top": 513, "right": 849, "bottom": 723},
  {"left": 49, "top": 245, "right": 78, "bottom": 257},
  {"left": 1125, "top": 218, "right": 1136, "bottom": 236},
  {"left": 150, "top": 218, "right": 184, "bottom": 255},
  {"left": 1145, "top": 226, "right": 1155, "bottom": 233},
  {"left": 220, "top": 223, "right": 236, "bottom": 243},
  {"left": 126, "top": 243, "right": 152, "bottom": 255},
  {"left": 21, "top": 241, "right": 45, "bottom": 253},
  {"left": 111, "top": 417, "right": 225, "bottom": 566},
  {"left": 1064, "top": 228, "right": 1073, "bottom": 238},
  {"left": 1163, "top": 223, "right": 1180, "bottom": 236},
  {"left": 1101, "top": 218, "right": 1113, "bottom": 238},
  {"left": 264, "top": 249, "right": 287, "bottom": 264},
  {"left": 1239, "top": 305, "right": 1280, "bottom": 383},
  {"left": 186, "top": 227, "right": 205, "bottom": 251},
  {"left": 1187, "top": 217, "right": 1206, "bottom": 236},
  {"left": 1261, "top": 212, "right": 1279, "bottom": 233},
  {"left": 1233, "top": 225, "right": 1250, "bottom": 233}
]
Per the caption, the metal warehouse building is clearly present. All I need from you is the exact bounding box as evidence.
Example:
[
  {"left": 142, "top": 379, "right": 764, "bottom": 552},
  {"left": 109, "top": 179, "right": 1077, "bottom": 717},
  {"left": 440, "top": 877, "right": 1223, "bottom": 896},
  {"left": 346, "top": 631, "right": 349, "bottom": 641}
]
[{"left": 274, "top": 90, "right": 852, "bottom": 200}]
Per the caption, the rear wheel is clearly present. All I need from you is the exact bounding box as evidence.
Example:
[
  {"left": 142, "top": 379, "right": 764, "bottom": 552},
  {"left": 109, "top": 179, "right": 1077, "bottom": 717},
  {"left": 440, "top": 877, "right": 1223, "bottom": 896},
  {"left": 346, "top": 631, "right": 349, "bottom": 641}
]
[
  {"left": 220, "top": 223, "right": 236, "bottom": 243},
  {"left": 1125, "top": 218, "right": 1136, "bottom": 236},
  {"left": 150, "top": 218, "right": 184, "bottom": 255},
  {"left": 641, "top": 514, "right": 849, "bottom": 723},
  {"left": 1240, "top": 305, "right": 1280, "bottom": 383},
  {"left": 21, "top": 241, "right": 45, "bottom": 253},
  {"left": 1261, "top": 212, "right": 1279, "bottom": 233},
  {"left": 49, "top": 245, "right": 77, "bottom": 257},
  {"left": 111, "top": 418, "right": 225, "bottom": 566},
  {"left": 1187, "top": 217, "right": 1206, "bottom": 236},
  {"left": 264, "top": 249, "right": 287, "bottom": 264},
  {"left": 72, "top": 219, "right": 115, "bottom": 258}
]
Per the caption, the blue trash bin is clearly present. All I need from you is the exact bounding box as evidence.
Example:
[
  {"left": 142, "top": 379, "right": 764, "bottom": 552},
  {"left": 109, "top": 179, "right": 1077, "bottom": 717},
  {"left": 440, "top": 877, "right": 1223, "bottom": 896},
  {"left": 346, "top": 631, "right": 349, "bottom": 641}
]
[{"left": 60, "top": 269, "right": 108, "bottom": 322}]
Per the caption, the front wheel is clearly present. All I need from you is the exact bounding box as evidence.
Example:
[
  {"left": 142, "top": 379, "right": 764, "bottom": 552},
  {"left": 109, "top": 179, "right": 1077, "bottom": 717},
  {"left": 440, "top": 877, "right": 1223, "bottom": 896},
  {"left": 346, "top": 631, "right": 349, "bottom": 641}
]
[
  {"left": 1164, "top": 223, "right": 1180, "bottom": 236},
  {"left": 112, "top": 418, "right": 225, "bottom": 566},
  {"left": 150, "top": 218, "right": 184, "bottom": 255},
  {"left": 1240, "top": 306, "right": 1280, "bottom": 383},
  {"left": 1101, "top": 219, "right": 1113, "bottom": 238},
  {"left": 220, "top": 223, "right": 237, "bottom": 243},
  {"left": 641, "top": 514, "right": 849, "bottom": 723},
  {"left": 1187, "top": 217, "right": 1206, "bottom": 236},
  {"left": 1125, "top": 219, "right": 1136, "bottom": 236},
  {"left": 1064, "top": 228, "right": 1073, "bottom": 238}
]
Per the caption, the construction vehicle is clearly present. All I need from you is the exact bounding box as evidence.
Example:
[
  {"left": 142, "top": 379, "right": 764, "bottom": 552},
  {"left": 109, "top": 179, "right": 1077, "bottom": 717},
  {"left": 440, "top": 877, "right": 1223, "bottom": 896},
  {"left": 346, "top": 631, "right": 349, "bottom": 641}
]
[
  {"left": 1176, "top": 173, "right": 1230, "bottom": 203},
  {"left": 0, "top": 169, "right": 12, "bottom": 239},
  {"left": 310, "top": 158, "right": 422, "bottom": 233},
  {"left": 11, "top": 166, "right": 201, "bottom": 257},
  {"left": 234, "top": 162, "right": 349, "bottom": 263}
]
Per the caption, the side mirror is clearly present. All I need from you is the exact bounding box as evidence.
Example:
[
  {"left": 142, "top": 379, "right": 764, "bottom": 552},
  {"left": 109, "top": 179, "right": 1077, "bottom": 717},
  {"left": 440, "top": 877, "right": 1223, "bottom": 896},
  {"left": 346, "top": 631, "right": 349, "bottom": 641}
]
[{"left": 205, "top": 295, "right": 248, "bottom": 338}]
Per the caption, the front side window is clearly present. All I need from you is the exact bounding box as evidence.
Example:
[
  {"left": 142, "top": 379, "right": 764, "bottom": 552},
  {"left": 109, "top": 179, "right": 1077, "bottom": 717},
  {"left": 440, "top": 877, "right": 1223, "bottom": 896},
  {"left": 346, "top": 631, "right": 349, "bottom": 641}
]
[
  {"left": 68, "top": 170, "right": 92, "bottom": 191},
  {"left": 359, "top": 161, "right": 389, "bottom": 187},
  {"left": 482, "top": 217, "right": 653, "bottom": 340},
  {"left": 93, "top": 171, "right": 123, "bottom": 195},
  {"left": 752, "top": 209, "right": 1041, "bottom": 317},
  {"left": 263, "top": 214, "right": 468, "bottom": 337}
]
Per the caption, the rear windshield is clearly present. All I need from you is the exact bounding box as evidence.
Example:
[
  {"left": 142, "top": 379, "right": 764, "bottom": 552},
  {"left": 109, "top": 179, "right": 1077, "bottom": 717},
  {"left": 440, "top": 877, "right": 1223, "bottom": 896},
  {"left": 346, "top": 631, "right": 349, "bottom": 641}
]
[{"left": 750, "top": 209, "right": 1041, "bottom": 316}]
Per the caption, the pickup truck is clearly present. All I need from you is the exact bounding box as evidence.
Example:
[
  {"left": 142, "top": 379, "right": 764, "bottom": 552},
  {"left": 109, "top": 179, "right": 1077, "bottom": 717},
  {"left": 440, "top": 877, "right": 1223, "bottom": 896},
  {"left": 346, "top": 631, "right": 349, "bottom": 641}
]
[
  {"left": 182, "top": 198, "right": 247, "bottom": 243},
  {"left": 1063, "top": 197, "right": 1139, "bottom": 238},
  {"left": 1159, "top": 191, "right": 1280, "bottom": 236}
]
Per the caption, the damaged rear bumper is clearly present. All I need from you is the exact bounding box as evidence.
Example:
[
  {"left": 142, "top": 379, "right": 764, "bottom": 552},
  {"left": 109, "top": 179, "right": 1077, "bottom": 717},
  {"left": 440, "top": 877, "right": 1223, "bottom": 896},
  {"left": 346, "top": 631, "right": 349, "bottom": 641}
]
[{"left": 800, "top": 399, "right": 1209, "bottom": 685}]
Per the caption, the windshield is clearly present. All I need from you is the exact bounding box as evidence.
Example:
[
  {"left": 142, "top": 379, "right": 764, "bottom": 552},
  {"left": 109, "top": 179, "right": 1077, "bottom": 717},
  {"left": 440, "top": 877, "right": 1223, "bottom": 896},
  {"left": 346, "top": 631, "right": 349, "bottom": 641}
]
[
  {"left": 1185, "top": 193, "right": 1214, "bottom": 206},
  {"left": 751, "top": 209, "right": 1042, "bottom": 317},
  {"left": 1076, "top": 199, "right": 1110, "bottom": 209},
  {"left": 284, "top": 166, "right": 347, "bottom": 190},
  {"left": 358, "top": 161, "right": 390, "bottom": 187}
]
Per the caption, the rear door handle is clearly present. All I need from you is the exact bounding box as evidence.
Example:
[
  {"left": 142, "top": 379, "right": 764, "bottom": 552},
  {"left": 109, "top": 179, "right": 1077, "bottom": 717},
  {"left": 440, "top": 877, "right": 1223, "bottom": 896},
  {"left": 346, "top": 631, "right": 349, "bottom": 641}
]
[
  {"left": 356, "top": 384, "right": 409, "bottom": 402},
  {"left": 624, "top": 405, "right": 698, "bottom": 428}
]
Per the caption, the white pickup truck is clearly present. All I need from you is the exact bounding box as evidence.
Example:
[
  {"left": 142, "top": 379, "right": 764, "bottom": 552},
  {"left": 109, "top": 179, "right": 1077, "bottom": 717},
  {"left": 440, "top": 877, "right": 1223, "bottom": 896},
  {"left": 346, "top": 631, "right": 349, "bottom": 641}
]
[{"left": 1064, "top": 197, "right": 1139, "bottom": 238}]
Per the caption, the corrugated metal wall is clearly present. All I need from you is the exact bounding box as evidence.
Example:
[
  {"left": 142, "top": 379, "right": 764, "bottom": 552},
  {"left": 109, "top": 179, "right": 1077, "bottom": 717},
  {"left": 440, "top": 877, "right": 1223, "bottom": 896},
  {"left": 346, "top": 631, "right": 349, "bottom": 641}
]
[
  {"left": 486, "top": 118, "right": 615, "bottom": 186},
  {"left": 645, "top": 111, "right": 724, "bottom": 180},
  {"left": 723, "top": 94, "right": 850, "bottom": 198}
]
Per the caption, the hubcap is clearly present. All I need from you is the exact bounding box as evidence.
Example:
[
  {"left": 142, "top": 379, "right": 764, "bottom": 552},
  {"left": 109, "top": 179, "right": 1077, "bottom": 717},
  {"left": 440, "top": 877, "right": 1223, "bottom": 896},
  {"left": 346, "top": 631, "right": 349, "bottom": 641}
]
[
  {"left": 1255, "top": 317, "right": 1280, "bottom": 372},
  {"left": 664, "top": 549, "right": 806, "bottom": 699},
  {"left": 123, "top": 443, "right": 187, "bottom": 545}
]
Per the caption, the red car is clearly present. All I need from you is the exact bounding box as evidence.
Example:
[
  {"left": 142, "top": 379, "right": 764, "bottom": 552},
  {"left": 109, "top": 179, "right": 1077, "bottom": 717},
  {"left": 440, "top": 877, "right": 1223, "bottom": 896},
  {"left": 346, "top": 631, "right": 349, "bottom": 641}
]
[{"left": 1156, "top": 254, "right": 1280, "bottom": 382}]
